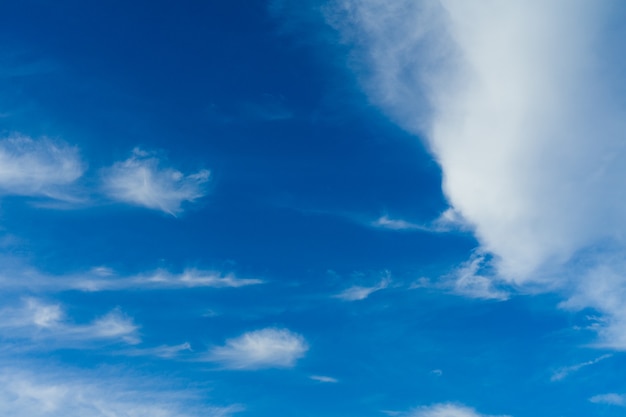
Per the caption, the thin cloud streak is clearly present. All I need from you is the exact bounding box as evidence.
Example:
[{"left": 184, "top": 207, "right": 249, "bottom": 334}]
[
  {"left": 310, "top": 375, "right": 338, "bottom": 383},
  {"left": 551, "top": 354, "right": 612, "bottom": 381},
  {"left": 334, "top": 274, "right": 391, "bottom": 301},
  {"left": 0, "top": 261, "right": 263, "bottom": 292}
]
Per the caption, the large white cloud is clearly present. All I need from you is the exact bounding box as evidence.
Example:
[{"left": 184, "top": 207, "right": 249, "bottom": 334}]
[
  {"left": 207, "top": 328, "right": 308, "bottom": 370},
  {"left": 0, "top": 135, "right": 84, "bottom": 200},
  {"left": 102, "top": 148, "right": 210, "bottom": 215},
  {"left": 327, "top": 1, "right": 626, "bottom": 347}
]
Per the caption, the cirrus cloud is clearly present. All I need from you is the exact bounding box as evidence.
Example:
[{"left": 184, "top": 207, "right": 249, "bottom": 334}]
[{"left": 101, "top": 148, "right": 210, "bottom": 215}]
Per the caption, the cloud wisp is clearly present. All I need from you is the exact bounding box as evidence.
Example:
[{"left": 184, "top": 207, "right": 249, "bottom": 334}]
[
  {"left": 334, "top": 273, "right": 391, "bottom": 301},
  {"left": 101, "top": 148, "right": 210, "bottom": 215},
  {"left": 0, "top": 261, "right": 263, "bottom": 293},
  {"left": 589, "top": 393, "right": 626, "bottom": 407},
  {"left": 206, "top": 328, "right": 308, "bottom": 370},
  {"left": 0, "top": 364, "right": 241, "bottom": 417},
  {"left": 371, "top": 209, "right": 466, "bottom": 233},
  {"left": 551, "top": 353, "right": 612, "bottom": 382},
  {"left": 0, "top": 298, "right": 140, "bottom": 346},
  {"left": 0, "top": 135, "right": 85, "bottom": 201},
  {"left": 389, "top": 402, "right": 510, "bottom": 417},
  {"left": 328, "top": 0, "right": 626, "bottom": 348},
  {"left": 310, "top": 375, "right": 338, "bottom": 383}
]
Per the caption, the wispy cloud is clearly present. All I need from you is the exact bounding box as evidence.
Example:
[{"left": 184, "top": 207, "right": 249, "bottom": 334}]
[
  {"left": 101, "top": 148, "right": 210, "bottom": 215},
  {"left": 327, "top": 1, "right": 626, "bottom": 346},
  {"left": 0, "top": 260, "right": 262, "bottom": 292},
  {"left": 371, "top": 215, "right": 425, "bottom": 231},
  {"left": 0, "top": 298, "right": 140, "bottom": 345},
  {"left": 206, "top": 328, "right": 308, "bottom": 370},
  {"left": 399, "top": 403, "right": 510, "bottom": 417},
  {"left": 450, "top": 253, "right": 509, "bottom": 301},
  {"left": 0, "top": 135, "right": 84, "bottom": 200},
  {"left": 0, "top": 364, "right": 242, "bottom": 417},
  {"left": 589, "top": 393, "right": 626, "bottom": 406},
  {"left": 371, "top": 209, "right": 466, "bottom": 232},
  {"left": 551, "top": 354, "right": 612, "bottom": 381},
  {"left": 121, "top": 342, "right": 193, "bottom": 359},
  {"left": 334, "top": 274, "right": 390, "bottom": 301},
  {"left": 310, "top": 375, "right": 338, "bottom": 383}
]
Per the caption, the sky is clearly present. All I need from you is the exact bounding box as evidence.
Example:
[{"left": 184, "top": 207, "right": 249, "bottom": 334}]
[{"left": 1, "top": 1, "right": 626, "bottom": 416}]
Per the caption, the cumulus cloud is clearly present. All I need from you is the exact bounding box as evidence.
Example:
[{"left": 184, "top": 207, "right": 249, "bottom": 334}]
[
  {"left": 589, "top": 393, "right": 626, "bottom": 406},
  {"left": 551, "top": 354, "right": 612, "bottom": 381},
  {"left": 327, "top": 1, "right": 626, "bottom": 347},
  {"left": 0, "top": 298, "right": 140, "bottom": 345},
  {"left": 102, "top": 148, "right": 210, "bottom": 215},
  {"left": 0, "top": 135, "right": 84, "bottom": 200},
  {"left": 0, "top": 364, "right": 241, "bottom": 417},
  {"left": 334, "top": 273, "right": 391, "bottom": 301},
  {"left": 207, "top": 328, "right": 308, "bottom": 370}
]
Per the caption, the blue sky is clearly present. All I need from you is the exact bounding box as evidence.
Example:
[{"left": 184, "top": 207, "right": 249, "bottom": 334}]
[{"left": 1, "top": 1, "right": 626, "bottom": 416}]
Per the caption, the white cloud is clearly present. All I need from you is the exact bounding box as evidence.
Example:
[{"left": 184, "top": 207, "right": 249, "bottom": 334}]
[
  {"left": 121, "top": 342, "right": 193, "bottom": 359},
  {"left": 589, "top": 393, "right": 626, "bottom": 406},
  {"left": 0, "top": 135, "right": 84, "bottom": 200},
  {"left": 372, "top": 215, "right": 425, "bottom": 231},
  {"left": 0, "top": 364, "right": 241, "bottom": 417},
  {"left": 310, "top": 375, "right": 338, "bottom": 383},
  {"left": 207, "top": 328, "right": 308, "bottom": 370},
  {"left": 0, "top": 260, "right": 262, "bottom": 292},
  {"left": 327, "top": 1, "right": 626, "bottom": 347},
  {"left": 450, "top": 252, "right": 509, "bottom": 301},
  {"left": 404, "top": 403, "right": 510, "bottom": 417},
  {"left": 551, "top": 354, "right": 612, "bottom": 381},
  {"left": 102, "top": 148, "right": 210, "bottom": 215},
  {"left": 0, "top": 298, "right": 140, "bottom": 345},
  {"left": 334, "top": 273, "right": 391, "bottom": 301}
]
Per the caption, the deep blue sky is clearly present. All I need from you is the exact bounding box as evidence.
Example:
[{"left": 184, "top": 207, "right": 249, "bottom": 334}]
[{"left": 0, "top": 2, "right": 624, "bottom": 417}]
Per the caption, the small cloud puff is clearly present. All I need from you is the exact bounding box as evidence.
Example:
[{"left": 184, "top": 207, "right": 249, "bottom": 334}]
[
  {"left": 207, "top": 328, "right": 308, "bottom": 370},
  {"left": 310, "top": 375, "right": 338, "bottom": 383},
  {"left": 589, "top": 393, "right": 626, "bottom": 406},
  {"left": 404, "top": 403, "right": 510, "bottom": 417},
  {"left": 101, "top": 148, "right": 210, "bottom": 215},
  {"left": 334, "top": 273, "right": 391, "bottom": 301},
  {"left": 0, "top": 135, "right": 84, "bottom": 200}
]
